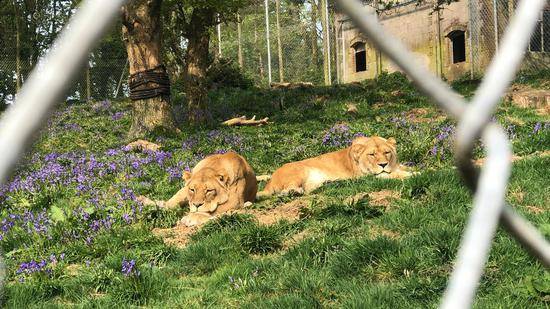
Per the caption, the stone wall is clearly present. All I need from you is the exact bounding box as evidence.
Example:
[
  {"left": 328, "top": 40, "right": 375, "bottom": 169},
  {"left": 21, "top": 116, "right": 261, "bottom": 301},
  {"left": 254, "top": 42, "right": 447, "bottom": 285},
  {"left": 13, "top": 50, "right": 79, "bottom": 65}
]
[{"left": 337, "top": 0, "right": 471, "bottom": 83}]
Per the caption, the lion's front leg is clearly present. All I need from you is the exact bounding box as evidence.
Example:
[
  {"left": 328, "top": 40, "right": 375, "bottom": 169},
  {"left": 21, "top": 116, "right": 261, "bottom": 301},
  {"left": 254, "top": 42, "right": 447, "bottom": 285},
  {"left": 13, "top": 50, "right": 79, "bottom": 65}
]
[{"left": 164, "top": 186, "right": 189, "bottom": 209}]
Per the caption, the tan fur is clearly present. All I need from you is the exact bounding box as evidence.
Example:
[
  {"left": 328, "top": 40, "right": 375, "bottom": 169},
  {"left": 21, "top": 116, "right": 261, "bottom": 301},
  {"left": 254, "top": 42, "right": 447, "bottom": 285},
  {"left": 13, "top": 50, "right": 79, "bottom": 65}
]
[
  {"left": 165, "top": 151, "right": 257, "bottom": 226},
  {"left": 258, "top": 136, "right": 412, "bottom": 198}
]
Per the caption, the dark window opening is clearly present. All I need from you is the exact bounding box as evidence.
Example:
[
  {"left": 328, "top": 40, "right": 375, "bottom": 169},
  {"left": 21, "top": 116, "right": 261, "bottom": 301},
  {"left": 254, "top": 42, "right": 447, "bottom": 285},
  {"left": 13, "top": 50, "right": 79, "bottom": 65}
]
[
  {"left": 353, "top": 42, "right": 367, "bottom": 72},
  {"left": 449, "top": 30, "right": 466, "bottom": 63}
]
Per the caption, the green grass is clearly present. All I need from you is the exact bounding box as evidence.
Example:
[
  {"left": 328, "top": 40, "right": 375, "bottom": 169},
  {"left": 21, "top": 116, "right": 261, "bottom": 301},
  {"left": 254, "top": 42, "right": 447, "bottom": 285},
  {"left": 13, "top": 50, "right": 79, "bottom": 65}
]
[{"left": 1, "top": 72, "right": 548, "bottom": 308}]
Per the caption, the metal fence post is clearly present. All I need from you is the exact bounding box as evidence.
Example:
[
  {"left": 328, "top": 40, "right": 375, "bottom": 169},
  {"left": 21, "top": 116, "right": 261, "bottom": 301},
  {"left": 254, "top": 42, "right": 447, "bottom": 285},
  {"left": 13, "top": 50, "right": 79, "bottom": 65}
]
[
  {"left": 264, "top": 0, "right": 272, "bottom": 84},
  {"left": 217, "top": 14, "right": 222, "bottom": 57},
  {"left": 468, "top": 0, "right": 475, "bottom": 79},
  {"left": 493, "top": 0, "right": 499, "bottom": 53}
]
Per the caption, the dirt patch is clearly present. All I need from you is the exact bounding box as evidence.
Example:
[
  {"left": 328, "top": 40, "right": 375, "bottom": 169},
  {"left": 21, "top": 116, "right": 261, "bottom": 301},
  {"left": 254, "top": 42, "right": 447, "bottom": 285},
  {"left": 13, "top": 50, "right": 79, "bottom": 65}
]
[
  {"left": 369, "top": 225, "right": 401, "bottom": 239},
  {"left": 506, "top": 84, "right": 550, "bottom": 115},
  {"left": 154, "top": 199, "right": 308, "bottom": 248},
  {"left": 509, "top": 188, "right": 525, "bottom": 204},
  {"left": 368, "top": 190, "right": 401, "bottom": 207},
  {"left": 282, "top": 229, "right": 312, "bottom": 250},
  {"left": 126, "top": 139, "right": 161, "bottom": 152},
  {"left": 153, "top": 225, "right": 198, "bottom": 248},
  {"left": 473, "top": 150, "right": 550, "bottom": 166},
  {"left": 236, "top": 199, "right": 307, "bottom": 225},
  {"left": 405, "top": 107, "right": 447, "bottom": 123},
  {"left": 525, "top": 205, "right": 546, "bottom": 214},
  {"left": 345, "top": 190, "right": 401, "bottom": 208}
]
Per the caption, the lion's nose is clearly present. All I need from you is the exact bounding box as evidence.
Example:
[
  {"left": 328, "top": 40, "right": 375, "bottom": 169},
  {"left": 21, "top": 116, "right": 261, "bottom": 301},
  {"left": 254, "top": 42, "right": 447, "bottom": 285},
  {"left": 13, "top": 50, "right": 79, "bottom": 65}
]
[
  {"left": 379, "top": 163, "right": 388, "bottom": 168},
  {"left": 193, "top": 202, "right": 204, "bottom": 208}
]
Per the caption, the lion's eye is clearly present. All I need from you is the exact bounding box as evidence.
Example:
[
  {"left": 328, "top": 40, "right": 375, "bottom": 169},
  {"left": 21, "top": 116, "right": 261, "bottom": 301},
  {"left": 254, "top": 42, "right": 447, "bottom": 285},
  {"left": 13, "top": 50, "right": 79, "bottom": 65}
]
[
  {"left": 206, "top": 189, "right": 215, "bottom": 194},
  {"left": 189, "top": 188, "right": 195, "bottom": 193},
  {"left": 368, "top": 153, "right": 375, "bottom": 156},
  {"left": 384, "top": 151, "right": 391, "bottom": 154}
]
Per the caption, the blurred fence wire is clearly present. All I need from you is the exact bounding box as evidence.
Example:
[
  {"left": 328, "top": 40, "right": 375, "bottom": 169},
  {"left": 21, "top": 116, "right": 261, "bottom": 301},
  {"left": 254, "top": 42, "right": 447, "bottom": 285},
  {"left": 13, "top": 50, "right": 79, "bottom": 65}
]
[{"left": 337, "top": 0, "right": 549, "bottom": 308}]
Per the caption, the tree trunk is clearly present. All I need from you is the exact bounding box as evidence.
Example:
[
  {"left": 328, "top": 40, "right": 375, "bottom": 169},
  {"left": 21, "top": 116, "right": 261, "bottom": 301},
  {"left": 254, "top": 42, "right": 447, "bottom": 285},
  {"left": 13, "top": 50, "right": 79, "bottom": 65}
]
[
  {"left": 183, "top": 9, "right": 214, "bottom": 124},
  {"left": 275, "top": 0, "right": 284, "bottom": 82},
  {"left": 237, "top": 13, "right": 243, "bottom": 69},
  {"left": 121, "top": 0, "right": 176, "bottom": 139}
]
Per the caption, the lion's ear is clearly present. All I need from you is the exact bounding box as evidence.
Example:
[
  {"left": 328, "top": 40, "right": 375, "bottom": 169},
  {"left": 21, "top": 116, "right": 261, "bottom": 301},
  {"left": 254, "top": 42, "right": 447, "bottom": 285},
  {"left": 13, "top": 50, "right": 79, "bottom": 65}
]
[
  {"left": 182, "top": 171, "right": 192, "bottom": 182},
  {"left": 387, "top": 137, "right": 397, "bottom": 146},
  {"left": 350, "top": 144, "right": 366, "bottom": 162}
]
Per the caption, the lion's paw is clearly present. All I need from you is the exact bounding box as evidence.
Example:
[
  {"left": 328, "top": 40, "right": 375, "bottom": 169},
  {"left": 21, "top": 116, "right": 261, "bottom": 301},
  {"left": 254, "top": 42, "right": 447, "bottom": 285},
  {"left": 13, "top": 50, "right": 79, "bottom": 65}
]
[{"left": 179, "top": 212, "right": 214, "bottom": 227}]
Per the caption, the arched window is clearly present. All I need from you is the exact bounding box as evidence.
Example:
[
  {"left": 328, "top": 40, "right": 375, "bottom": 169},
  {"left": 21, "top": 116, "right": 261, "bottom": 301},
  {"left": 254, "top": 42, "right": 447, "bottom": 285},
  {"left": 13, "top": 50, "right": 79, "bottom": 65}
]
[
  {"left": 448, "top": 30, "right": 466, "bottom": 64},
  {"left": 352, "top": 42, "right": 367, "bottom": 72}
]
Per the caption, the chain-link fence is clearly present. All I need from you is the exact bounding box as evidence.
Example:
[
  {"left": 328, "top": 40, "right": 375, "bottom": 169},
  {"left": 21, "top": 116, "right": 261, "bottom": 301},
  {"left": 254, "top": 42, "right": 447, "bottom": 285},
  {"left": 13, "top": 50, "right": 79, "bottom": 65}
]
[
  {"left": 0, "top": 1, "right": 128, "bottom": 107},
  {"left": 214, "top": 0, "right": 338, "bottom": 86},
  {"left": 0, "top": 50, "right": 127, "bottom": 106},
  {"left": 469, "top": 0, "right": 550, "bottom": 77}
]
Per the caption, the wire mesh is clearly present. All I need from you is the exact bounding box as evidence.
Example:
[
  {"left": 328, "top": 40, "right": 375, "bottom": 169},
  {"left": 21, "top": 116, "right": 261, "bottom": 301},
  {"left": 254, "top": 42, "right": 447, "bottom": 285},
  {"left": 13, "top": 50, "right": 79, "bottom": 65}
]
[
  {"left": 215, "top": 0, "right": 338, "bottom": 85},
  {"left": 469, "top": 0, "right": 550, "bottom": 77},
  {"left": 0, "top": 1, "right": 128, "bottom": 108}
]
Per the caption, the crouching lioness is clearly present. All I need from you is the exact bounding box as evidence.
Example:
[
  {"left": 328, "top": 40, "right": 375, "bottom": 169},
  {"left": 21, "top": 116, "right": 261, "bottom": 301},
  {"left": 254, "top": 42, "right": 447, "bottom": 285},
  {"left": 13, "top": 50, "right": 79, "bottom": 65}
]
[
  {"left": 257, "top": 136, "right": 412, "bottom": 198},
  {"left": 164, "top": 151, "right": 257, "bottom": 226}
]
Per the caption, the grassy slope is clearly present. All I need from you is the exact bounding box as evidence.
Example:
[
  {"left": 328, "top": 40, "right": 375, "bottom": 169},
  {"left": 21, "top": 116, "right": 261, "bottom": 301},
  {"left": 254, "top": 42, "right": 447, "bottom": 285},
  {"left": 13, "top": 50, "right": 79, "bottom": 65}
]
[{"left": 1, "top": 73, "right": 549, "bottom": 308}]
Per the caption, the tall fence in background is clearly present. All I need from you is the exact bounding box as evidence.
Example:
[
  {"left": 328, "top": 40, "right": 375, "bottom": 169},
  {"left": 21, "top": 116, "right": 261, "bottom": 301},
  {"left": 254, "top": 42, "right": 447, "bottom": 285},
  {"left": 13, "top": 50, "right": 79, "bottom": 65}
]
[
  {"left": 214, "top": 0, "right": 338, "bottom": 86},
  {"left": 469, "top": 0, "right": 550, "bottom": 77},
  {"left": 0, "top": 49, "right": 128, "bottom": 106}
]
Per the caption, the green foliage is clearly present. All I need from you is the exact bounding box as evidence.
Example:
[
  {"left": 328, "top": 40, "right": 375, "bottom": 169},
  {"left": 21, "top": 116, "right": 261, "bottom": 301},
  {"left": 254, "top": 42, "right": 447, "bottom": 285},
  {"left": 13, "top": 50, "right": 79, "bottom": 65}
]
[
  {"left": 207, "top": 57, "right": 254, "bottom": 90},
  {"left": 239, "top": 224, "right": 283, "bottom": 254},
  {"left": 1, "top": 72, "right": 549, "bottom": 307}
]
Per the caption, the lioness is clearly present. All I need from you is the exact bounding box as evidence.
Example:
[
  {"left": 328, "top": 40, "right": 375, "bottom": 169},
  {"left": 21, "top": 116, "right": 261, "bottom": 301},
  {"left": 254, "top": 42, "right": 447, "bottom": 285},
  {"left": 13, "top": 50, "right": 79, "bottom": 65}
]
[
  {"left": 164, "top": 151, "right": 257, "bottom": 226},
  {"left": 257, "top": 136, "right": 412, "bottom": 197}
]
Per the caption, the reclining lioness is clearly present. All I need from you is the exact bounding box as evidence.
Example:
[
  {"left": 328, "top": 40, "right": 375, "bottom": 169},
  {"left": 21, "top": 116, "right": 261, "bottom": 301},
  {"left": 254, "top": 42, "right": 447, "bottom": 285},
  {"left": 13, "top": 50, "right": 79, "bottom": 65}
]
[
  {"left": 257, "top": 136, "right": 412, "bottom": 198},
  {"left": 164, "top": 151, "right": 257, "bottom": 226}
]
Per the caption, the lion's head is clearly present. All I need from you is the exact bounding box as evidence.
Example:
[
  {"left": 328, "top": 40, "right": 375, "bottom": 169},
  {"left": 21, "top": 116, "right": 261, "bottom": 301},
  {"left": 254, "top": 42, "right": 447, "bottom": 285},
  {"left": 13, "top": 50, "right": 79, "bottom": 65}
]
[
  {"left": 350, "top": 136, "right": 399, "bottom": 176},
  {"left": 183, "top": 168, "right": 229, "bottom": 214}
]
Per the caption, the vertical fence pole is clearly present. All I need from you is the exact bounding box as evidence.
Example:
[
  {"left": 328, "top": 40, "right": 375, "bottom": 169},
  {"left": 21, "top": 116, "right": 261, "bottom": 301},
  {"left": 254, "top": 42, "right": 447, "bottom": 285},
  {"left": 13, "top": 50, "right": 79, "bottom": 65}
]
[
  {"left": 468, "top": 0, "right": 475, "bottom": 79},
  {"left": 436, "top": 7, "right": 443, "bottom": 78},
  {"left": 341, "top": 21, "right": 346, "bottom": 83},
  {"left": 264, "top": 0, "right": 272, "bottom": 84},
  {"left": 86, "top": 59, "right": 91, "bottom": 102},
  {"left": 336, "top": 22, "right": 341, "bottom": 84},
  {"left": 493, "top": 0, "right": 499, "bottom": 53},
  {"left": 115, "top": 58, "right": 128, "bottom": 98},
  {"left": 217, "top": 14, "right": 222, "bottom": 57},
  {"left": 275, "top": 0, "right": 284, "bottom": 82},
  {"left": 324, "top": 0, "right": 332, "bottom": 85}
]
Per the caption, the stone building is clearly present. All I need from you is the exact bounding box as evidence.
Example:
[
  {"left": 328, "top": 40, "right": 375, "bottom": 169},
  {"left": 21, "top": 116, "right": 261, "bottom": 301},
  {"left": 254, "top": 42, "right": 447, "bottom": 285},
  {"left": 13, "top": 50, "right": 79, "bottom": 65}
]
[{"left": 335, "top": 0, "right": 550, "bottom": 83}]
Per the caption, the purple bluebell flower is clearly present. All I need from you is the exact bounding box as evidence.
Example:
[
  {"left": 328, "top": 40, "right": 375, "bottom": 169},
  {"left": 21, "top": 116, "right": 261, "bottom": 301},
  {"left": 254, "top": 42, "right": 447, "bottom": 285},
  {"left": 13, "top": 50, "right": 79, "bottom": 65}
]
[
  {"left": 121, "top": 258, "right": 140, "bottom": 277},
  {"left": 111, "top": 112, "right": 125, "bottom": 121}
]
